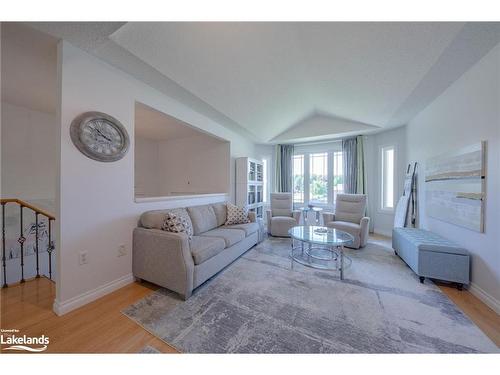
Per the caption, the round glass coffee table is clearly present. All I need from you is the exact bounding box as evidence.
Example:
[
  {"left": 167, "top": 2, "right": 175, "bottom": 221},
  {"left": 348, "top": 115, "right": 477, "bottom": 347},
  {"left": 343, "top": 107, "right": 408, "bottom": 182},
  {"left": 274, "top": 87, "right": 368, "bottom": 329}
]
[{"left": 288, "top": 225, "right": 354, "bottom": 280}]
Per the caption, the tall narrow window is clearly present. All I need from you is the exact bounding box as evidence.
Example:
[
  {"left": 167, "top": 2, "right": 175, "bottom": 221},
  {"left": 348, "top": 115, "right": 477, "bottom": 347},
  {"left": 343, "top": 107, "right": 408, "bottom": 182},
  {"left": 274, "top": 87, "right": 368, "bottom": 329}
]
[
  {"left": 381, "top": 146, "right": 395, "bottom": 210},
  {"left": 333, "top": 151, "right": 344, "bottom": 203},
  {"left": 309, "top": 152, "right": 328, "bottom": 204},
  {"left": 293, "top": 154, "right": 304, "bottom": 203}
]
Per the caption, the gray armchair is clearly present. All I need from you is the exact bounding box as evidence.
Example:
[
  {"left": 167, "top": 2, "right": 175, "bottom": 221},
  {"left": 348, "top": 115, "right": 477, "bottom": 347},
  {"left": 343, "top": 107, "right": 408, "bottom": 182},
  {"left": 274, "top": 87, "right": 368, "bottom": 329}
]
[
  {"left": 322, "top": 194, "right": 370, "bottom": 249},
  {"left": 266, "top": 193, "right": 301, "bottom": 237}
]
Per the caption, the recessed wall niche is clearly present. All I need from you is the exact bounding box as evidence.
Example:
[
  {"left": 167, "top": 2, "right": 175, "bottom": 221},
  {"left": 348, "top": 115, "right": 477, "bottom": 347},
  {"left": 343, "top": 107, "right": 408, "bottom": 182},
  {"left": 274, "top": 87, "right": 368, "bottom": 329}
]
[{"left": 134, "top": 102, "right": 230, "bottom": 200}]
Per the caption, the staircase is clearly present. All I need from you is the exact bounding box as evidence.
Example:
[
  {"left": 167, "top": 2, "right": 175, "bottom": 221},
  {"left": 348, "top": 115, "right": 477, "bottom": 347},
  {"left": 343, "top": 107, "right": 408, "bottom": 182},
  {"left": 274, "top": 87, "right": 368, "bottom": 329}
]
[{"left": 1, "top": 198, "right": 55, "bottom": 287}]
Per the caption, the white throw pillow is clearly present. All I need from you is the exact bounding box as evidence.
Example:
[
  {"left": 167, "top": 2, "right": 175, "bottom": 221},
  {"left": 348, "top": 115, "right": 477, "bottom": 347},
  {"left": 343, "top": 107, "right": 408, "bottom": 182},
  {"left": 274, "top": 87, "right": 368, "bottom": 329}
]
[
  {"left": 162, "top": 208, "right": 194, "bottom": 239},
  {"left": 225, "top": 203, "right": 250, "bottom": 225}
]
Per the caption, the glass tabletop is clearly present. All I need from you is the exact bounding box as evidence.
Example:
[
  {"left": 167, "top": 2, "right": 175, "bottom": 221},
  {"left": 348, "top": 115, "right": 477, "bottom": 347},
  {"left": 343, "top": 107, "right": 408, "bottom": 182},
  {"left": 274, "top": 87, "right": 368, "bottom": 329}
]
[{"left": 288, "top": 225, "right": 354, "bottom": 246}]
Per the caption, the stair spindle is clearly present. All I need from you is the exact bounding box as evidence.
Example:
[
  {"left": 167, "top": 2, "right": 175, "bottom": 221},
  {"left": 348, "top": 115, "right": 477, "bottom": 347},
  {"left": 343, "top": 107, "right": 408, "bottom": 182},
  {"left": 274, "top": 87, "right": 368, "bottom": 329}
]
[
  {"left": 35, "top": 212, "right": 40, "bottom": 278},
  {"left": 19, "top": 205, "right": 26, "bottom": 283},
  {"left": 48, "top": 218, "right": 54, "bottom": 280}
]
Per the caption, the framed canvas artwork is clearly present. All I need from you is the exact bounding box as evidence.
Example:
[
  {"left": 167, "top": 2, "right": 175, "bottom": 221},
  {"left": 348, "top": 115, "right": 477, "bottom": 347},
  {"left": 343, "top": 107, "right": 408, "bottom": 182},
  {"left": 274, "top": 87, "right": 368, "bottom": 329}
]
[{"left": 425, "top": 141, "right": 486, "bottom": 232}]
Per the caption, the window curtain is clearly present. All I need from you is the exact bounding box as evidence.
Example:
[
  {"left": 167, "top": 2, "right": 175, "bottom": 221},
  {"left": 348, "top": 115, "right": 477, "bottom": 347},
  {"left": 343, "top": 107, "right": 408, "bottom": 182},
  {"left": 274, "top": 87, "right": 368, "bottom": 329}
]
[
  {"left": 275, "top": 144, "right": 294, "bottom": 192},
  {"left": 356, "top": 135, "right": 366, "bottom": 194},
  {"left": 356, "top": 135, "right": 372, "bottom": 230},
  {"left": 342, "top": 137, "right": 357, "bottom": 194}
]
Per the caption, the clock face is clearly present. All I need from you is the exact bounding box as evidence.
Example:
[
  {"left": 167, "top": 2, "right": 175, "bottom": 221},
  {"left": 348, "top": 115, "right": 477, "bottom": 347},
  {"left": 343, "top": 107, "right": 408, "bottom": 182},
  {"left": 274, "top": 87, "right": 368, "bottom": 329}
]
[
  {"left": 81, "top": 119, "right": 124, "bottom": 155},
  {"left": 70, "top": 112, "right": 129, "bottom": 162}
]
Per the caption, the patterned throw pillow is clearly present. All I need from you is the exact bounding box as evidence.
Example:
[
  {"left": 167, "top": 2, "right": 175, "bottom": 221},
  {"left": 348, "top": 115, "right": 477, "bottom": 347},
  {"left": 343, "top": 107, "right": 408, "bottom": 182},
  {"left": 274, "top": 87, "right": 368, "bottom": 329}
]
[
  {"left": 162, "top": 209, "right": 194, "bottom": 239},
  {"left": 225, "top": 203, "right": 250, "bottom": 225}
]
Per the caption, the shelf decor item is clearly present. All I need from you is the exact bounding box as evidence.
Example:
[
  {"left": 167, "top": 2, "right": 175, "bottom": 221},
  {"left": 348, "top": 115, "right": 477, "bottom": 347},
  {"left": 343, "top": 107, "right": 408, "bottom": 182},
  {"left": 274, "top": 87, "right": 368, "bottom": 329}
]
[{"left": 70, "top": 111, "right": 130, "bottom": 162}]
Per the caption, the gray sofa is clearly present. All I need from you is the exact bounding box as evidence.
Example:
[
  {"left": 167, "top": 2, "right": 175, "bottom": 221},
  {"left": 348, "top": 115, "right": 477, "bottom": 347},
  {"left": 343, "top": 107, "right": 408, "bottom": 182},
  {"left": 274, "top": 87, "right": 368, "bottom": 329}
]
[{"left": 133, "top": 203, "right": 259, "bottom": 299}]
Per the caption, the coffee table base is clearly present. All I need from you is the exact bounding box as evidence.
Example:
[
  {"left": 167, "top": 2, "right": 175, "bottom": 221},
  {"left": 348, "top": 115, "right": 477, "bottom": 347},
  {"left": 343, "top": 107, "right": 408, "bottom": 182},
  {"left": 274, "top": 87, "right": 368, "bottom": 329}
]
[{"left": 290, "top": 239, "right": 351, "bottom": 279}]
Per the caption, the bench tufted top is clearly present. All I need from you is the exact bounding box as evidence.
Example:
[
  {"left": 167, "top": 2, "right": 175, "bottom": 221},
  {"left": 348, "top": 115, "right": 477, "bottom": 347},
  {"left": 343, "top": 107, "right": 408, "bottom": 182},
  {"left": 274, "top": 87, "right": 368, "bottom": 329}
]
[{"left": 393, "top": 227, "right": 469, "bottom": 256}]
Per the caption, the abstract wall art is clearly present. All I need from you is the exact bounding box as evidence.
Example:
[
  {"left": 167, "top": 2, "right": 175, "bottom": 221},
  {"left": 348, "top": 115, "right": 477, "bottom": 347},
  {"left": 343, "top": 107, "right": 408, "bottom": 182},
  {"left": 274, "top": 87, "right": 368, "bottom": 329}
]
[{"left": 425, "top": 141, "right": 486, "bottom": 232}]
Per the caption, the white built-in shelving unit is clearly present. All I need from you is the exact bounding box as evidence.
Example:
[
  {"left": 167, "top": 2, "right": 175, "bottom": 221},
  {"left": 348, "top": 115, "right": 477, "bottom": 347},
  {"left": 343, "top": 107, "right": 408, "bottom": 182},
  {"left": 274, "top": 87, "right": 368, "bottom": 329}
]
[{"left": 236, "top": 157, "right": 264, "bottom": 218}]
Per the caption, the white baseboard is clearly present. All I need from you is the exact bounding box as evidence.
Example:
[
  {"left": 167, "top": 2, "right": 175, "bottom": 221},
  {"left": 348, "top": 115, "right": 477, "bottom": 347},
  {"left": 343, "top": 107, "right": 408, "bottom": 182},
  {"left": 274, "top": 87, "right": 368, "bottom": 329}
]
[
  {"left": 53, "top": 273, "right": 135, "bottom": 316},
  {"left": 373, "top": 229, "right": 392, "bottom": 238},
  {"left": 469, "top": 282, "right": 500, "bottom": 315}
]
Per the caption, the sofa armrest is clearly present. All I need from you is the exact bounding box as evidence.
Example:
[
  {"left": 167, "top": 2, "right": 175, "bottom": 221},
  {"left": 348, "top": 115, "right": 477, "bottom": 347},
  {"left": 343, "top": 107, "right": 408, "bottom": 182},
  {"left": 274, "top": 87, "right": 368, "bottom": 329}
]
[
  {"left": 322, "top": 212, "right": 335, "bottom": 223},
  {"left": 133, "top": 227, "right": 194, "bottom": 299},
  {"left": 248, "top": 211, "right": 257, "bottom": 223},
  {"left": 292, "top": 210, "right": 301, "bottom": 223},
  {"left": 359, "top": 217, "right": 370, "bottom": 247}
]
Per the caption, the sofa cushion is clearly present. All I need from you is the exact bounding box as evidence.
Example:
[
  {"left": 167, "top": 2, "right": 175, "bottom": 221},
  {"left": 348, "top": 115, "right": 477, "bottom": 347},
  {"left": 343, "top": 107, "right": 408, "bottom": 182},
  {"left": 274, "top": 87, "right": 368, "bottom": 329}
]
[
  {"left": 162, "top": 208, "right": 194, "bottom": 239},
  {"left": 187, "top": 205, "right": 218, "bottom": 235},
  {"left": 190, "top": 236, "right": 226, "bottom": 265},
  {"left": 200, "top": 228, "right": 246, "bottom": 247},
  {"left": 326, "top": 220, "right": 360, "bottom": 236},
  {"left": 225, "top": 203, "right": 250, "bottom": 225},
  {"left": 335, "top": 195, "right": 366, "bottom": 224},
  {"left": 270, "top": 216, "right": 297, "bottom": 237},
  {"left": 211, "top": 203, "right": 227, "bottom": 227},
  {"left": 270, "top": 193, "right": 293, "bottom": 217},
  {"left": 224, "top": 222, "right": 259, "bottom": 236}
]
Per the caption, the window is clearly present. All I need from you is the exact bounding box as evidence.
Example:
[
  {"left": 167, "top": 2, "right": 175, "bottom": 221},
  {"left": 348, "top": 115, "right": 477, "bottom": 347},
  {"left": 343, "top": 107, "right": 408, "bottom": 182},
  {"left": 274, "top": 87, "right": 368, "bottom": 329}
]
[
  {"left": 381, "top": 145, "right": 395, "bottom": 211},
  {"left": 291, "top": 143, "right": 343, "bottom": 207},
  {"left": 293, "top": 154, "right": 305, "bottom": 203},
  {"left": 309, "top": 152, "right": 328, "bottom": 204},
  {"left": 332, "top": 151, "right": 344, "bottom": 203}
]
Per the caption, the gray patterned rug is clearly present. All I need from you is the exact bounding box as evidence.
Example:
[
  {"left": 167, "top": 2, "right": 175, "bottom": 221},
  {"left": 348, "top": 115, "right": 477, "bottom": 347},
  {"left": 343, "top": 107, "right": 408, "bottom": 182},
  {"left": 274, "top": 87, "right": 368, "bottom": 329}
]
[
  {"left": 139, "top": 345, "right": 161, "bottom": 354},
  {"left": 123, "top": 237, "right": 498, "bottom": 353}
]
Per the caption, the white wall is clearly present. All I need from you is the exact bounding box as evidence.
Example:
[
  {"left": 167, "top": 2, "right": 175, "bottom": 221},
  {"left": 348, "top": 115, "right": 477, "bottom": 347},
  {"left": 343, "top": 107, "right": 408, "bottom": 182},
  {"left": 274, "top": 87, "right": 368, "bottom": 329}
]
[
  {"left": 407, "top": 43, "right": 500, "bottom": 312},
  {"left": 55, "top": 41, "right": 256, "bottom": 314},
  {"left": 134, "top": 137, "right": 160, "bottom": 198},
  {"left": 1, "top": 102, "right": 57, "bottom": 202},
  {"left": 365, "top": 126, "right": 407, "bottom": 236}
]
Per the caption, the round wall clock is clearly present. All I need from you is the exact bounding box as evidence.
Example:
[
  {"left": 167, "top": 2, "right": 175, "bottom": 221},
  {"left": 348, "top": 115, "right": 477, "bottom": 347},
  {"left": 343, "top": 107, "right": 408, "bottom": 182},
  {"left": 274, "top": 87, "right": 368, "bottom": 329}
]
[{"left": 70, "top": 111, "right": 130, "bottom": 162}]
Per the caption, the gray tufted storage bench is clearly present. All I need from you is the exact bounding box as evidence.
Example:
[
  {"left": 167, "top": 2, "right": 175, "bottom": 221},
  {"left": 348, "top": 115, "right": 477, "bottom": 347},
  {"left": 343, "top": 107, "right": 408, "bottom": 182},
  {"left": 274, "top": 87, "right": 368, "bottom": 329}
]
[{"left": 392, "top": 227, "right": 470, "bottom": 290}]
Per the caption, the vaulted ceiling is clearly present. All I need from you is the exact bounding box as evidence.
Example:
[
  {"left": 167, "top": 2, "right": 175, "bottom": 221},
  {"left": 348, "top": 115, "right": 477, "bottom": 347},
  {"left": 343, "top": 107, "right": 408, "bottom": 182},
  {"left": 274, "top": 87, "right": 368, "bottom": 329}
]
[{"left": 21, "top": 22, "right": 500, "bottom": 143}]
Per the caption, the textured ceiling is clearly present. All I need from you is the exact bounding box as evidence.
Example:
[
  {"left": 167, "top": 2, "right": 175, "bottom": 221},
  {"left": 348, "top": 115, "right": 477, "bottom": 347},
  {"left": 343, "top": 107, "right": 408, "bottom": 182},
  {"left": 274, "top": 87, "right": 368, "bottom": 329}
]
[
  {"left": 17, "top": 22, "right": 500, "bottom": 143},
  {"left": 110, "top": 22, "right": 470, "bottom": 142}
]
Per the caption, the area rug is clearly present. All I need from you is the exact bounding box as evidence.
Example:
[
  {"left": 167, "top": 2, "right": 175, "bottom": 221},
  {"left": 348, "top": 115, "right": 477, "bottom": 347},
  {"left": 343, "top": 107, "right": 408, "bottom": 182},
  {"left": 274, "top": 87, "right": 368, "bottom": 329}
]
[
  {"left": 123, "top": 237, "right": 498, "bottom": 353},
  {"left": 139, "top": 345, "right": 161, "bottom": 354}
]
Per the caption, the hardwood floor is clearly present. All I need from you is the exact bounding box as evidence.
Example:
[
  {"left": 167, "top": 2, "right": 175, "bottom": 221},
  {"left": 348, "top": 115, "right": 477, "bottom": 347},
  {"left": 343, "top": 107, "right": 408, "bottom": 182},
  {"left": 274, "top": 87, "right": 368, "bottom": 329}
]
[
  {"left": 1, "top": 239, "right": 498, "bottom": 353},
  {"left": 438, "top": 283, "right": 500, "bottom": 346},
  {"left": 370, "top": 233, "right": 500, "bottom": 347},
  {"left": 0, "top": 277, "right": 177, "bottom": 353}
]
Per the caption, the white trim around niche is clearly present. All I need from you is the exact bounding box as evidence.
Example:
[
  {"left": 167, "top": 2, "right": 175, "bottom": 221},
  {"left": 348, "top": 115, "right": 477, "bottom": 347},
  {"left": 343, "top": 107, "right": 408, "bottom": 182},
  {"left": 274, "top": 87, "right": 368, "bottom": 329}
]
[{"left": 135, "top": 193, "right": 228, "bottom": 204}]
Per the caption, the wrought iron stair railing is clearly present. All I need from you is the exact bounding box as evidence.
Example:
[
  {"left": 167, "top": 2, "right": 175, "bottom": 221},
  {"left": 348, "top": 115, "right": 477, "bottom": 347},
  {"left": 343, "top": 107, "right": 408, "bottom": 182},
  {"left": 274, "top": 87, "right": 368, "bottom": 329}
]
[{"left": 1, "top": 198, "right": 55, "bottom": 288}]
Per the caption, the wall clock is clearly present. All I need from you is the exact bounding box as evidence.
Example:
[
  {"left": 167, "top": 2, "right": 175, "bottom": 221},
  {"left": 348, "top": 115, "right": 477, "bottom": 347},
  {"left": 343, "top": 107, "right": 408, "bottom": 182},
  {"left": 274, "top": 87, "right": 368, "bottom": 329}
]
[{"left": 70, "top": 111, "right": 130, "bottom": 162}]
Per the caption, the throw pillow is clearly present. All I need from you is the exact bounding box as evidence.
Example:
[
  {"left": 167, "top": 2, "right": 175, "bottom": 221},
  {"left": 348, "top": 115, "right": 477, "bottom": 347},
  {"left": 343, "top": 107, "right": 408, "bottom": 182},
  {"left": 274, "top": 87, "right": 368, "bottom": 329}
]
[
  {"left": 225, "top": 203, "right": 250, "bottom": 225},
  {"left": 162, "top": 208, "right": 194, "bottom": 239}
]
